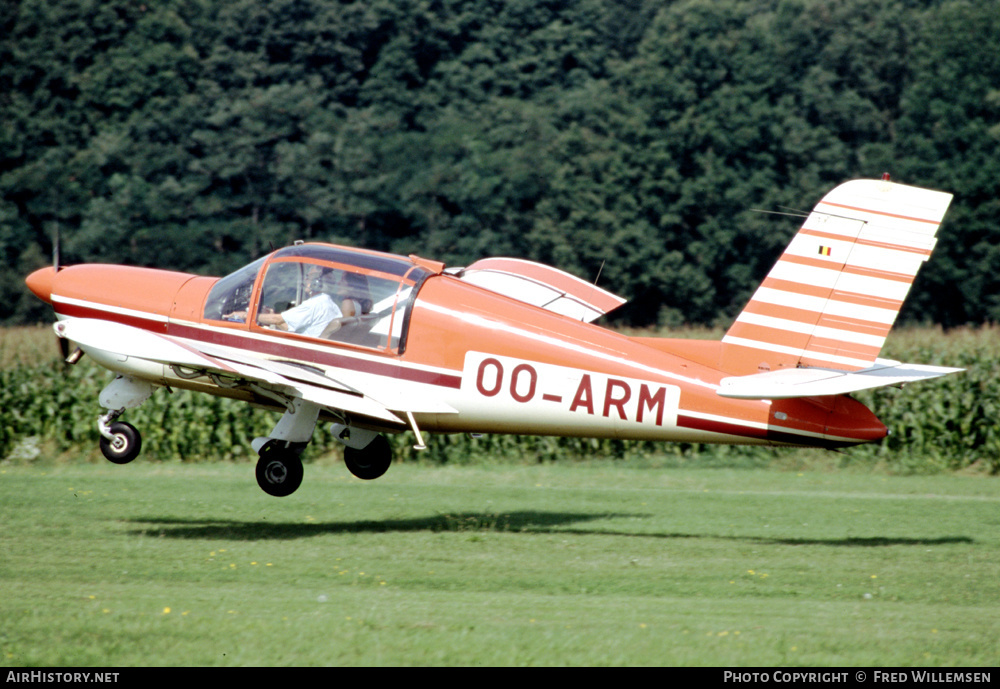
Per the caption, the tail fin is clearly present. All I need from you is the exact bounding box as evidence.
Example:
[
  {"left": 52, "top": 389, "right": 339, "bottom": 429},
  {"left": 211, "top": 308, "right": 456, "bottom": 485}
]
[{"left": 720, "top": 178, "right": 953, "bottom": 376}]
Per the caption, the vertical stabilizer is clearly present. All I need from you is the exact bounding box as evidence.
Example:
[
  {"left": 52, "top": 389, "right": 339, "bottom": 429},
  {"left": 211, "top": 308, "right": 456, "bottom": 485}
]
[{"left": 720, "top": 179, "right": 952, "bottom": 376}]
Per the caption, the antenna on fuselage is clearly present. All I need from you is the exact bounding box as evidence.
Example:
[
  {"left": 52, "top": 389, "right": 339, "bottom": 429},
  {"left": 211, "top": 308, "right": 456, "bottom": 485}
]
[
  {"left": 593, "top": 259, "right": 605, "bottom": 287},
  {"left": 583, "top": 259, "right": 607, "bottom": 322}
]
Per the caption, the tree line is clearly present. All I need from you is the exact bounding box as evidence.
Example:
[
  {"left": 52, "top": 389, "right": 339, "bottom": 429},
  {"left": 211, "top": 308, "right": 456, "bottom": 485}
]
[{"left": 2, "top": 0, "right": 998, "bottom": 328}]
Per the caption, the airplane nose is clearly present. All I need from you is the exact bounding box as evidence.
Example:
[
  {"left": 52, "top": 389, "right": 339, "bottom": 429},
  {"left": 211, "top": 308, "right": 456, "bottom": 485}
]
[{"left": 25, "top": 267, "right": 57, "bottom": 304}]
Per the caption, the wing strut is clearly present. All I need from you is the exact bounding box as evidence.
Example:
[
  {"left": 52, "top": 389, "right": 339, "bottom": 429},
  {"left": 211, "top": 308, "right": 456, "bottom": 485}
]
[{"left": 406, "top": 411, "right": 427, "bottom": 451}]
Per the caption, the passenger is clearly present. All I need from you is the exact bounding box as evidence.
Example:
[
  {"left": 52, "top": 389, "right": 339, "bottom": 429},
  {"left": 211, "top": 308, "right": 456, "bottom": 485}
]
[{"left": 320, "top": 272, "right": 373, "bottom": 338}]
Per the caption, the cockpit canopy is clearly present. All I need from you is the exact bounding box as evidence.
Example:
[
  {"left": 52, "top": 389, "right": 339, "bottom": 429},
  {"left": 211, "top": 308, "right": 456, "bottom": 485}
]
[{"left": 203, "top": 244, "right": 434, "bottom": 354}]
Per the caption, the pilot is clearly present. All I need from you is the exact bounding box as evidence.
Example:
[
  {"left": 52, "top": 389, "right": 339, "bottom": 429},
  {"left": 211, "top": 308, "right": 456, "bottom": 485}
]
[{"left": 226, "top": 264, "right": 343, "bottom": 337}]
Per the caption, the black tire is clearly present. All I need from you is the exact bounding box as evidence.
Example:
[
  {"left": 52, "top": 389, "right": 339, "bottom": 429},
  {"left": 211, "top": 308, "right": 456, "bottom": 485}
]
[
  {"left": 99, "top": 422, "right": 142, "bottom": 465},
  {"left": 344, "top": 434, "right": 392, "bottom": 480},
  {"left": 255, "top": 443, "right": 304, "bottom": 497}
]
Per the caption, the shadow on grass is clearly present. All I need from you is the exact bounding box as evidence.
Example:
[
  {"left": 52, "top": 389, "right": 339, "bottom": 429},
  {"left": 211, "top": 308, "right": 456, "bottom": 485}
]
[
  {"left": 124, "top": 512, "right": 974, "bottom": 546},
  {"left": 125, "top": 511, "right": 625, "bottom": 539}
]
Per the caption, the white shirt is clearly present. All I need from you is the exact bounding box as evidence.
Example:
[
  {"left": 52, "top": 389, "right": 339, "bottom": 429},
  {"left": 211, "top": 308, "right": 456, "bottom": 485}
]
[{"left": 281, "top": 294, "right": 342, "bottom": 337}]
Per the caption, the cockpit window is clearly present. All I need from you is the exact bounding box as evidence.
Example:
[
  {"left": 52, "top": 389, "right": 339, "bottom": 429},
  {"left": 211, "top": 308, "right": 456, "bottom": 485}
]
[
  {"left": 203, "top": 256, "right": 267, "bottom": 322},
  {"left": 248, "top": 245, "right": 432, "bottom": 353}
]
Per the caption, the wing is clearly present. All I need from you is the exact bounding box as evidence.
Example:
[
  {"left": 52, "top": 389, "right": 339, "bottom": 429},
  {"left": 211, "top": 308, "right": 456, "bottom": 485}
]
[
  {"left": 188, "top": 337, "right": 457, "bottom": 416},
  {"left": 54, "top": 318, "right": 454, "bottom": 425}
]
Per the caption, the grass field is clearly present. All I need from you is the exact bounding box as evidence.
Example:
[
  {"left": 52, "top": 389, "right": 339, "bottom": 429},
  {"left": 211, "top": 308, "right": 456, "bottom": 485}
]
[{"left": 1, "top": 460, "right": 997, "bottom": 666}]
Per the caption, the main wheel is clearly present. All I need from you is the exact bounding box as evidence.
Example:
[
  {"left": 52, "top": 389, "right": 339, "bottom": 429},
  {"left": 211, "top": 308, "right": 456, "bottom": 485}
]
[
  {"left": 255, "top": 443, "right": 304, "bottom": 497},
  {"left": 344, "top": 434, "right": 392, "bottom": 480},
  {"left": 99, "top": 422, "right": 142, "bottom": 464}
]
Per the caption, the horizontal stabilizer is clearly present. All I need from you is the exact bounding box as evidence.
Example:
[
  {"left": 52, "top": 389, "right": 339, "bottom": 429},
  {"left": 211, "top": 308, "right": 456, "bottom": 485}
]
[{"left": 717, "top": 359, "right": 963, "bottom": 399}]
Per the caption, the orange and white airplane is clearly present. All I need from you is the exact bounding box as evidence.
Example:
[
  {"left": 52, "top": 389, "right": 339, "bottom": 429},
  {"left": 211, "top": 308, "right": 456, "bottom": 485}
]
[{"left": 25, "top": 177, "right": 961, "bottom": 496}]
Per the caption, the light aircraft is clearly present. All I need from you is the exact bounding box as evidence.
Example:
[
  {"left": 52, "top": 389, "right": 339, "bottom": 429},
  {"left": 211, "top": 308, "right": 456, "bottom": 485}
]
[{"left": 25, "top": 177, "right": 961, "bottom": 496}]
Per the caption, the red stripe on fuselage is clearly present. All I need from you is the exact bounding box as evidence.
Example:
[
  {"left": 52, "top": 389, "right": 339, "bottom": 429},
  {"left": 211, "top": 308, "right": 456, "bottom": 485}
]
[
  {"left": 167, "top": 322, "right": 463, "bottom": 389},
  {"left": 55, "top": 300, "right": 167, "bottom": 332},
  {"left": 53, "top": 301, "right": 462, "bottom": 390}
]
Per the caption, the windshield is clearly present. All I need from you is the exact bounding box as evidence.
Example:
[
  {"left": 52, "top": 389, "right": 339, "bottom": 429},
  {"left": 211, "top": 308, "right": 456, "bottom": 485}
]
[{"left": 203, "top": 256, "right": 267, "bottom": 322}]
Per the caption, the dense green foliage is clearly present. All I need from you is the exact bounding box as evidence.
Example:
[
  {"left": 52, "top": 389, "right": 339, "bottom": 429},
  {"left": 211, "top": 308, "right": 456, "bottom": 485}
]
[
  {"left": 3, "top": 0, "right": 999, "bottom": 327},
  {"left": 2, "top": 326, "right": 996, "bottom": 473}
]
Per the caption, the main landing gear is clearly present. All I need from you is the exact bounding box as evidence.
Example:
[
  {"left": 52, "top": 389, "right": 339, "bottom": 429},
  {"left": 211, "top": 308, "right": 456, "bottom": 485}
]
[
  {"left": 96, "top": 375, "right": 153, "bottom": 465},
  {"left": 331, "top": 423, "right": 393, "bottom": 480},
  {"left": 254, "top": 439, "right": 305, "bottom": 497},
  {"left": 252, "top": 424, "right": 395, "bottom": 497},
  {"left": 253, "top": 410, "right": 395, "bottom": 496},
  {"left": 343, "top": 435, "right": 393, "bottom": 480},
  {"left": 251, "top": 397, "right": 319, "bottom": 497}
]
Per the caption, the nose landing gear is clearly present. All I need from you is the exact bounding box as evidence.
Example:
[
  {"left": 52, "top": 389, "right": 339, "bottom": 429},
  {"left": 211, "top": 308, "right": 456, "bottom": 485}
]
[
  {"left": 96, "top": 375, "right": 153, "bottom": 465},
  {"left": 98, "top": 413, "right": 142, "bottom": 464}
]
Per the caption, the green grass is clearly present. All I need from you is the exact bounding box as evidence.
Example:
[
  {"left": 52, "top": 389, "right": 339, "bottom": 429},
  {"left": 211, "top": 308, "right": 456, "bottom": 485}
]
[{"left": 1, "top": 460, "right": 997, "bottom": 666}]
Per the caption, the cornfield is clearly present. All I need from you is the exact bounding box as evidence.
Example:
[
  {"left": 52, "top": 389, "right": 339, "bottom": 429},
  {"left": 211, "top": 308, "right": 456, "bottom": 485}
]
[{"left": 2, "top": 325, "right": 997, "bottom": 473}]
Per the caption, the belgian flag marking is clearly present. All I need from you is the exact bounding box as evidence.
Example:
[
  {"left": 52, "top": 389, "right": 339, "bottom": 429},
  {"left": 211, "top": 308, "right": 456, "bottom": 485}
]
[{"left": 818, "top": 245, "right": 832, "bottom": 256}]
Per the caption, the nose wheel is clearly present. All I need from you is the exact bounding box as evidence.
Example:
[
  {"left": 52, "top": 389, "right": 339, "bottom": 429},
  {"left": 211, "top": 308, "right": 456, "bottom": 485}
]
[
  {"left": 99, "top": 420, "right": 142, "bottom": 464},
  {"left": 255, "top": 440, "right": 304, "bottom": 497}
]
